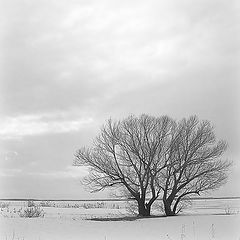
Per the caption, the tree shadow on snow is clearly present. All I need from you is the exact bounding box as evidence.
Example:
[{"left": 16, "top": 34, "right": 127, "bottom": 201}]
[{"left": 88, "top": 215, "right": 166, "bottom": 222}]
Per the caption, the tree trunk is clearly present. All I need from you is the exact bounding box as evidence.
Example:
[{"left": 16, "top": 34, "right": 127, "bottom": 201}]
[
  {"left": 137, "top": 199, "right": 151, "bottom": 217},
  {"left": 172, "top": 196, "right": 182, "bottom": 214},
  {"left": 163, "top": 199, "right": 176, "bottom": 216}
]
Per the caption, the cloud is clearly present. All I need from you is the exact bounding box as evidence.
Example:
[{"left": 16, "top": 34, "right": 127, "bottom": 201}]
[
  {"left": 1, "top": 0, "right": 239, "bottom": 199},
  {"left": 0, "top": 168, "right": 22, "bottom": 177},
  {"left": 2, "top": 0, "right": 238, "bottom": 116},
  {"left": 0, "top": 151, "right": 18, "bottom": 161},
  {"left": 0, "top": 112, "right": 93, "bottom": 140},
  {"left": 27, "top": 165, "right": 88, "bottom": 179},
  {"left": 0, "top": 165, "right": 88, "bottom": 179}
]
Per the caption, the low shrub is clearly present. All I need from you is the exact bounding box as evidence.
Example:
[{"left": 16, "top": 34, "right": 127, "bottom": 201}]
[
  {"left": 19, "top": 206, "right": 44, "bottom": 218},
  {"left": 82, "top": 202, "right": 105, "bottom": 209},
  {"left": 40, "top": 200, "right": 52, "bottom": 207},
  {"left": 0, "top": 202, "right": 10, "bottom": 208},
  {"left": 224, "top": 206, "right": 238, "bottom": 215},
  {"left": 27, "top": 200, "right": 35, "bottom": 207}
]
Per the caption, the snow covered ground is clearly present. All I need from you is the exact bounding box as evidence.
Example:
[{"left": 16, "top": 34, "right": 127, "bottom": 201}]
[{"left": 0, "top": 199, "right": 240, "bottom": 240}]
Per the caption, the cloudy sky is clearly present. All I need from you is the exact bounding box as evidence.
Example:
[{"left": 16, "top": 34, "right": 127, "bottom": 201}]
[{"left": 1, "top": 0, "right": 239, "bottom": 199}]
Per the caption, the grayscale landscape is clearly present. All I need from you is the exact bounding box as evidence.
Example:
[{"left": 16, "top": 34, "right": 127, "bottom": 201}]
[{"left": 1, "top": 0, "right": 239, "bottom": 239}]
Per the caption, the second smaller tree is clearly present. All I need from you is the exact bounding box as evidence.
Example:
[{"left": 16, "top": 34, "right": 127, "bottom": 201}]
[{"left": 159, "top": 116, "right": 231, "bottom": 216}]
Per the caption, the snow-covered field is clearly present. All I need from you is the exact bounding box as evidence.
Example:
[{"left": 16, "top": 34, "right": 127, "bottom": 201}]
[{"left": 0, "top": 199, "right": 240, "bottom": 240}]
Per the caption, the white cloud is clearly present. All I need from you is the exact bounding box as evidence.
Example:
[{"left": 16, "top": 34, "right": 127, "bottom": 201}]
[
  {"left": 0, "top": 151, "right": 18, "bottom": 161},
  {"left": 0, "top": 165, "right": 88, "bottom": 179},
  {"left": 0, "top": 112, "right": 93, "bottom": 139},
  {"left": 27, "top": 165, "right": 88, "bottom": 179},
  {"left": 0, "top": 168, "right": 22, "bottom": 177}
]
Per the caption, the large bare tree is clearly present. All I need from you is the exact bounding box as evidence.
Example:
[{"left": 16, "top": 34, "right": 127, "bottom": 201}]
[
  {"left": 74, "top": 114, "right": 174, "bottom": 216},
  {"left": 74, "top": 115, "right": 231, "bottom": 217},
  {"left": 159, "top": 116, "right": 231, "bottom": 216}
]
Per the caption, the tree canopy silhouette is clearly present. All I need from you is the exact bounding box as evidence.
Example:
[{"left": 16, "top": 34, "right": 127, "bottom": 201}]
[
  {"left": 74, "top": 115, "right": 174, "bottom": 216},
  {"left": 159, "top": 116, "right": 231, "bottom": 216},
  {"left": 74, "top": 115, "right": 231, "bottom": 216}
]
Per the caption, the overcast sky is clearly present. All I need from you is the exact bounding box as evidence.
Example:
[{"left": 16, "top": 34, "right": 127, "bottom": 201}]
[{"left": 0, "top": 0, "right": 239, "bottom": 199}]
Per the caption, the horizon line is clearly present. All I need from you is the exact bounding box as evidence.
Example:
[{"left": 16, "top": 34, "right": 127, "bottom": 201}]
[{"left": 1, "top": 196, "right": 240, "bottom": 202}]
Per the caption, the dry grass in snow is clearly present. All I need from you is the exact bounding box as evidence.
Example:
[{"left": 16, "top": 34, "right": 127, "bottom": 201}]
[{"left": 0, "top": 199, "right": 239, "bottom": 240}]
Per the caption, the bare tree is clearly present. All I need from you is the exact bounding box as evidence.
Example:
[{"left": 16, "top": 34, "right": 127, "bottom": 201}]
[
  {"left": 159, "top": 116, "right": 231, "bottom": 216},
  {"left": 74, "top": 114, "right": 174, "bottom": 216}
]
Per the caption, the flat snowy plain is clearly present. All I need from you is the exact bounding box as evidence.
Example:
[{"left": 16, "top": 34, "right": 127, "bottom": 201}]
[{"left": 0, "top": 198, "right": 239, "bottom": 240}]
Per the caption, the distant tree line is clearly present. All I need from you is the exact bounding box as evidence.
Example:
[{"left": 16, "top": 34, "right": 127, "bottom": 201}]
[{"left": 74, "top": 114, "right": 231, "bottom": 216}]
